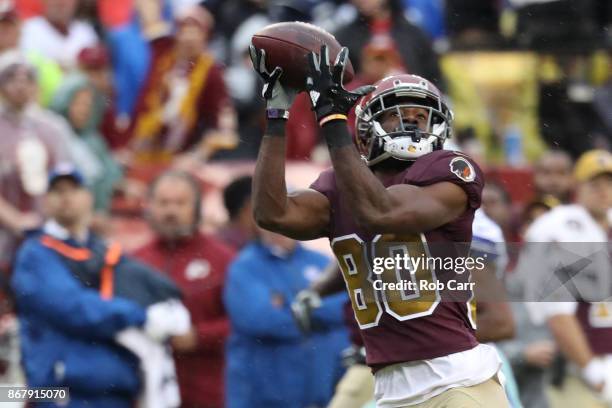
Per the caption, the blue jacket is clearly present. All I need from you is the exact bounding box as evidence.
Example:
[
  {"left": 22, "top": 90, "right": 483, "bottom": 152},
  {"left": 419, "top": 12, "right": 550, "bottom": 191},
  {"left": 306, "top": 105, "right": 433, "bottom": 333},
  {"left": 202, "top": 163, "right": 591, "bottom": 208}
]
[
  {"left": 224, "top": 242, "right": 349, "bottom": 408},
  {"left": 11, "top": 234, "right": 147, "bottom": 408}
]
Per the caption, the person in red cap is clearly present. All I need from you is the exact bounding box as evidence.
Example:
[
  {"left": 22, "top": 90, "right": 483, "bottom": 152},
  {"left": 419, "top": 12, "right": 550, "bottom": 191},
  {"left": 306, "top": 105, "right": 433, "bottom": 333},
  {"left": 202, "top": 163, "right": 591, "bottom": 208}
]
[
  {"left": 127, "top": 2, "right": 237, "bottom": 165},
  {"left": 77, "top": 44, "right": 130, "bottom": 150}
]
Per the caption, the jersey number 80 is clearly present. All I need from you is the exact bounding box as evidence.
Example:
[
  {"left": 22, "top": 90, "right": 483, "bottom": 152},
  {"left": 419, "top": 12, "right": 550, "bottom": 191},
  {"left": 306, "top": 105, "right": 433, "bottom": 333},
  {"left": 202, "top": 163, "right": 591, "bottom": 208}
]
[{"left": 332, "top": 233, "right": 441, "bottom": 329}]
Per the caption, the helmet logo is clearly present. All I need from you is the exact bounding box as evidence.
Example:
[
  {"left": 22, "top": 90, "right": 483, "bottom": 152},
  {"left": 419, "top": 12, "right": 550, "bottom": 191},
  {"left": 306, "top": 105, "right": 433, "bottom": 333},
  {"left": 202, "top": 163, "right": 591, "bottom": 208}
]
[{"left": 449, "top": 157, "right": 475, "bottom": 182}]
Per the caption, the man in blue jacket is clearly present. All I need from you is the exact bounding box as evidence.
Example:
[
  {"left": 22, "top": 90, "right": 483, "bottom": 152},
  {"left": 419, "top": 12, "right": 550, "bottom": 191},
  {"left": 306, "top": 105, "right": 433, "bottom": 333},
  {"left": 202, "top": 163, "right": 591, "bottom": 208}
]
[
  {"left": 224, "top": 227, "right": 348, "bottom": 408},
  {"left": 11, "top": 164, "right": 188, "bottom": 408}
]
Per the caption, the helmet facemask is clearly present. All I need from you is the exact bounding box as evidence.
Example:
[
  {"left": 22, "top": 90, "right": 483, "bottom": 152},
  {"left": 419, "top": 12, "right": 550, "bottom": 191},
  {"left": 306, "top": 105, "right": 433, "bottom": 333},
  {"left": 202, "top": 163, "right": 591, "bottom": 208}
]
[{"left": 356, "top": 86, "right": 453, "bottom": 167}]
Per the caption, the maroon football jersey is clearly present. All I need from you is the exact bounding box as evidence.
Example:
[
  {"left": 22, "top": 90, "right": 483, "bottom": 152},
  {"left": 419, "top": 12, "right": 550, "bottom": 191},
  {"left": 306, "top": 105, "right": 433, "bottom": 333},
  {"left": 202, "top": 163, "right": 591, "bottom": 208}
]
[
  {"left": 311, "top": 150, "right": 484, "bottom": 368},
  {"left": 576, "top": 302, "right": 612, "bottom": 355}
]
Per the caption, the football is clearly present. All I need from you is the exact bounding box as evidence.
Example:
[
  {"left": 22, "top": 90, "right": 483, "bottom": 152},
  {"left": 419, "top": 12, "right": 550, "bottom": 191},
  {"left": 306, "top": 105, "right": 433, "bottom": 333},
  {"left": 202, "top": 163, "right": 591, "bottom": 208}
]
[{"left": 251, "top": 21, "right": 355, "bottom": 91}]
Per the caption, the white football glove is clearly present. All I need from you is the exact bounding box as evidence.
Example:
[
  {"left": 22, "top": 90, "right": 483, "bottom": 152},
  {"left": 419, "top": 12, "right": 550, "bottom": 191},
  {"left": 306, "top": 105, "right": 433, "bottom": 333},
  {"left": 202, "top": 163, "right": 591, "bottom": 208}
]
[
  {"left": 602, "top": 358, "right": 612, "bottom": 407},
  {"left": 582, "top": 358, "right": 606, "bottom": 389},
  {"left": 291, "top": 290, "right": 322, "bottom": 334},
  {"left": 144, "top": 299, "right": 191, "bottom": 342}
]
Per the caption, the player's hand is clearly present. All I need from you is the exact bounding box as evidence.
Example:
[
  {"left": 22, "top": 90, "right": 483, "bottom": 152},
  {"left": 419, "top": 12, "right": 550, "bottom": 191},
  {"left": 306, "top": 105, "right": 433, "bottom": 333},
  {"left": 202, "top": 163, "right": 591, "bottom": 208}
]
[
  {"left": 601, "top": 360, "right": 612, "bottom": 406},
  {"left": 291, "top": 289, "right": 322, "bottom": 333},
  {"left": 249, "top": 45, "right": 297, "bottom": 112},
  {"left": 582, "top": 358, "right": 606, "bottom": 393},
  {"left": 306, "top": 45, "right": 374, "bottom": 125}
]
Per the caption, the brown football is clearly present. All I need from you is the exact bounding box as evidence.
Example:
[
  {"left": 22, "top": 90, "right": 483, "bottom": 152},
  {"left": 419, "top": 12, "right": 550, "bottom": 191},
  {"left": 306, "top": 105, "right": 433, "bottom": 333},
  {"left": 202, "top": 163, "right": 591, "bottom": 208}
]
[{"left": 251, "top": 21, "right": 354, "bottom": 91}]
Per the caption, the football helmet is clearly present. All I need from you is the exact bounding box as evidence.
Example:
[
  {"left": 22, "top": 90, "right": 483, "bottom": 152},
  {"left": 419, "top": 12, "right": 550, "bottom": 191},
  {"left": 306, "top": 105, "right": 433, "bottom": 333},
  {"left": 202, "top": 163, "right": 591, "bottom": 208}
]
[{"left": 354, "top": 74, "right": 453, "bottom": 166}]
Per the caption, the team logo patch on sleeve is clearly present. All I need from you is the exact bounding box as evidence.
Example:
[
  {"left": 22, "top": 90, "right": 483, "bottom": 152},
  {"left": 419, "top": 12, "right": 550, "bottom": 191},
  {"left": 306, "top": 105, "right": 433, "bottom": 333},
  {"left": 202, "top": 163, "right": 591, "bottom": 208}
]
[{"left": 450, "top": 157, "right": 476, "bottom": 182}]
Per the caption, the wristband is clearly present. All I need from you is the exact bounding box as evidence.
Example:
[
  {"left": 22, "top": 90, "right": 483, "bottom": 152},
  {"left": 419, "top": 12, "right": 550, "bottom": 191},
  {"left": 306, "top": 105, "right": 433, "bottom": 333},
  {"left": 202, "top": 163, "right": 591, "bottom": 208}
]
[
  {"left": 582, "top": 359, "right": 605, "bottom": 388},
  {"left": 319, "top": 114, "right": 347, "bottom": 127},
  {"left": 266, "top": 108, "right": 290, "bottom": 120}
]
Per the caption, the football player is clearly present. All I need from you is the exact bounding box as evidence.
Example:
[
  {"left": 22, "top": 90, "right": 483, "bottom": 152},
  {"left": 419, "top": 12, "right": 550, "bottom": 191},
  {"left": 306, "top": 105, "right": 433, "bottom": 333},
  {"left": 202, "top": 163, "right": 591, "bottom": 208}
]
[
  {"left": 292, "top": 209, "right": 518, "bottom": 408},
  {"left": 519, "top": 150, "right": 612, "bottom": 408},
  {"left": 249, "top": 44, "right": 509, "bottom": 407}
]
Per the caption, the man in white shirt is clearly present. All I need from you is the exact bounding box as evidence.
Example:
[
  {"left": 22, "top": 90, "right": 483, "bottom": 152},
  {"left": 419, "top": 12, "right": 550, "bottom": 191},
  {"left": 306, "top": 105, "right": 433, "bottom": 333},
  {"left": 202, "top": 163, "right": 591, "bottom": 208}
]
[
  {"left": 519, "top": 149, "right": 612, "bottom": 408},
  {"left": 20, "top": 0, "right": 98, "bottom": 70}
]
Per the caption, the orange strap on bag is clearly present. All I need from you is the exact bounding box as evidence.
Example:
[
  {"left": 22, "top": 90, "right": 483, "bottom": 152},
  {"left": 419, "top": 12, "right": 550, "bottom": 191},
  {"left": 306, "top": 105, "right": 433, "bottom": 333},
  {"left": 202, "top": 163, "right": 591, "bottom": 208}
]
[
  {"left": 41, "top": 235, "right": 121, "bottom": 300},
  {"left": 100, "top": 242, "right": 122, "bottom": 300}
]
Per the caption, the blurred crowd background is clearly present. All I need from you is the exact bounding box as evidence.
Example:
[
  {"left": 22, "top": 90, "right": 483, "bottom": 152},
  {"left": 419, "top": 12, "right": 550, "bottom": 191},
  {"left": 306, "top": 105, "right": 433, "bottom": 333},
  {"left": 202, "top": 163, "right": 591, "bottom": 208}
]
[{"left": 0, "top": 0, "right": 610, "bottom": 407}]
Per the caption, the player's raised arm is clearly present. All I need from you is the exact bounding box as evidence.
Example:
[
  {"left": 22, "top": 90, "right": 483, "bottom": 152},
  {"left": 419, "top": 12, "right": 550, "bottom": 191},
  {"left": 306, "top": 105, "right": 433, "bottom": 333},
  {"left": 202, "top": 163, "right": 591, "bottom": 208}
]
[
  {"left": 249, "top": 46, "right": 330, "bottom": 240},
  {"left": 305, "top": 46, "right": 471, "bottom": 234}
]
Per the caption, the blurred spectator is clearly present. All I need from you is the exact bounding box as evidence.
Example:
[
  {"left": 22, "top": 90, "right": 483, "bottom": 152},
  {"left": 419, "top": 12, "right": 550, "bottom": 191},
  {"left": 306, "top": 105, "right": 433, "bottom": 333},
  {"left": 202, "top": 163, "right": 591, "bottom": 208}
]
[
  {"left": 19, "top": 0, "right": 99, "bottom": 70},
  {"left": 0, "top": 51, "right": 70, "bottom": 274},
  {"left": 355, "top": 34, "right": 405, "bottom": 83},
  {"left": 469, "top": 208, "right": 521, "bottom": 408},
  {"left": 77, "top": 44, "right": 130, "bottom": 151},
  {"left": 0, "top": 0, "right": 63, "bottom": 106},
  {"left": 218, "top": 175, "right": 257, "bottom": 250},
  {"left": 11, "top": 164, "right": 191, "bottom": 407},
  {"left": 103, "top": 0, "right": 197, "bottom": 120},
  {"left": 538, "top": 54, "right": 608, "bottom": 158},
  {"left": 129, "top": 2, "right": 238, "bottom": 164},
  {"left": 517, "top": 196, "right": 560, "bottom": 240},
  {"left": 593, "top": 48, "right": 612, "bottom": 150},
  {"left": 532, "top": 150, "right": 573, "bottom": 204},
  {"left": 499, "top": 294, "right": 556, "bottom": 408},
  {"left": 215, "top": 0, "right": 267, "bottom": 61},
  {"left": 50, "top": 74, "right": 123, "bottom": 213},
  {"left": 517, "top": 149, "right": 612, "bottom": 408},
  {"left": 334, "top": 0, "right": 443, "bottom": 88},
  {"left": 102, "top": 2, "right": 154, "bottom": 119},
  {"left": 403, "top": 0, "right": 446, "bottom": 42},
  {"left": 134, "top": 170, "right": 235, "bottom": 408},
  {"left": 512, "top": 0, "right": 601, "bottom": 51},
  {"left": 444, "top": 0, "right": 502, "bottom": 49},
  {"left": 218, "top": 13, "right": 270, "bottom": 160},
  {"left": 224, "top": 228, "right": 348, "bottom": 408},
  {"left": 481, "top": 182, "right": 513, "bottom": 240}
]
